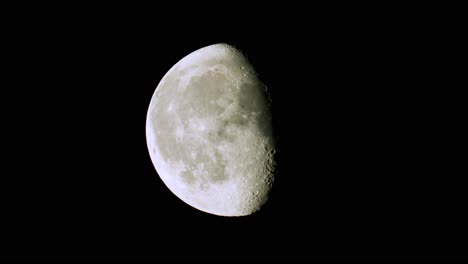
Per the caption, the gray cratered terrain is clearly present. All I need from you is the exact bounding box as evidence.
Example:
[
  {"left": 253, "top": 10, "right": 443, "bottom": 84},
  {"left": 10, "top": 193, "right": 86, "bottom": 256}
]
[{"left": 146, "top": 43, "right": 275, "bottom": 216}]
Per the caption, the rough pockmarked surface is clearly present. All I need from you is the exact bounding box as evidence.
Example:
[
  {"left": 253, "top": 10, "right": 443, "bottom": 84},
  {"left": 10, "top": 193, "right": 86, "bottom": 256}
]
[{"left": 146, "top": 43, "right": 275, "bottom": 216}]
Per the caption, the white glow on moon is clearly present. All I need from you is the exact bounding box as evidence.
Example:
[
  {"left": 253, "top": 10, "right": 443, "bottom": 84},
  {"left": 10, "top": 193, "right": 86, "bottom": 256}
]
[{"left": 146, "top": 43, "right": 275, "bottom": 216}]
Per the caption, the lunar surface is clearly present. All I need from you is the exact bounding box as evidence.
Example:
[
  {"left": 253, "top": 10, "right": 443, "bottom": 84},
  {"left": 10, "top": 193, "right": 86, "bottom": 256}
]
[{"left": 146, "top": 43, "right": 275, "bottom": 216}]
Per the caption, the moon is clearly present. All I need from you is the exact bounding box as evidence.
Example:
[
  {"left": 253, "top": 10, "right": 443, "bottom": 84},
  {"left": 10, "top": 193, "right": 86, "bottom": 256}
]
[{"left": 146, "top": 43, "right": 276, "bottom": 216}]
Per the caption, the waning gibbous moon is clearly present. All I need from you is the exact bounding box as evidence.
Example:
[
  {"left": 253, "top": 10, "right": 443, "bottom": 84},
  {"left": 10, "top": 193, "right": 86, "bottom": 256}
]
[{"left": 146, "top": 43, "right": 276, "bottom": 217}]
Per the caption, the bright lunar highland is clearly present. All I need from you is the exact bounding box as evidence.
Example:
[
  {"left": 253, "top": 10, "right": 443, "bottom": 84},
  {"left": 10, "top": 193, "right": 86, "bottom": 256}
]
[{"left": 146, "top": 43, "right": 276, "bottom": 216}]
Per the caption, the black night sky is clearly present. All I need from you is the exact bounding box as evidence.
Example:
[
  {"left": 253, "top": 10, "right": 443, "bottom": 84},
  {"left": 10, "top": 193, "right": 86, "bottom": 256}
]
[{"left": 3, "top": 3, "right": 466, "bottom": 261}]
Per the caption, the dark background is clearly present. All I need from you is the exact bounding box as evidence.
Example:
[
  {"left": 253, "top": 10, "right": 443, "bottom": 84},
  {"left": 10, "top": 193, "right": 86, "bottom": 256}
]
[{"left": 2, "top": 3, "right": 466, "bottom": 261}]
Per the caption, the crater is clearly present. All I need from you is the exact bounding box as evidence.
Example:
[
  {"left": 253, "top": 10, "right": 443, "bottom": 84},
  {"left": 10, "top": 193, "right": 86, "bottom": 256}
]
[
  {"left": 180, "top": 170, "right": 196, "bottom": 185},
  {"left": 228, "top": 113, "right": 249, "bottom": 127},
  {"left": 207, "top": 124, "right": 237, "bottom": 143},
  {"left": 209, "top": 152, "right": 228, "bottom": 183}
]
